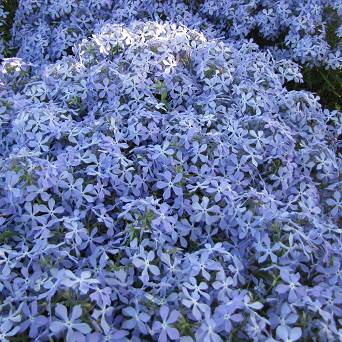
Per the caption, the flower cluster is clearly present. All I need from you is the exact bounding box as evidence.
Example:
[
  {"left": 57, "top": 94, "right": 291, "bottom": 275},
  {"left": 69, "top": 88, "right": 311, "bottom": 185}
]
[
  {"left": 0, "top": 18, "right": 341, "bottom": 341},
  {"left": 11, "top": 0, "right": 216, "bottom": 63},
  {"left": 200, "top": 0, "right": 342, "bottom": 69},
  {"left": 10, "top": 0, "right": 342, "bottom": 69},
  {"left": 0, "top": 2, "right": 8, "bottom": 58}
]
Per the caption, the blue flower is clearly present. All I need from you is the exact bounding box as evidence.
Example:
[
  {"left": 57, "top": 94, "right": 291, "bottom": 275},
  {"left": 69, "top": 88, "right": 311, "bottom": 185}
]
[
  {"left": 196, "top": 312, "right": 223, "bottom": 342},
  {"left": 276, "top": 326, "right": 302, "bottom": 342},
  {"left": 152, "top": 305, "right": 180, "bottom": 342},
  {"left": 155, "top": 171, "right": 183, "bottom": 200},
  {"left": 0, "top": 10, "right": 341, "bottom": 341},
  {"left": 122, "top": 306, "right": 150, "bottom": 334},
  {"left": 191, "top": 195, "right": 220, "bottom": 225},
  {"left": 50, "top": 304, "right": 91, "bottom": 342},
  {"left": 133, "top": 249, "right": 160, "bottom": 283}
]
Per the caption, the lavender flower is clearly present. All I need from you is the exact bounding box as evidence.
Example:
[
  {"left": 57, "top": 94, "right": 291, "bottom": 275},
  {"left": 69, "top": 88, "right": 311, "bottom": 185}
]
[
  {"left": 152, "top": 306, "right": 180, "bottom": 342},
  {"left": 50, "top": 304, "right": 91, "bottom": 341}
]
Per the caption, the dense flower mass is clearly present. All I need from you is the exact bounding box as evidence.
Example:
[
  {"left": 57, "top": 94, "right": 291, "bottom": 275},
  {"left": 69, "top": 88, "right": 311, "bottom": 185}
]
[
  {"left": 200, "top": 0, "right": 342, "bottom": 68},
  {"left": 0, "top": 1, "right": 341, "bottom": 342},
  {"left": 12, "top": 0, "right": 219, "bottom": 63},
  {"left": 10, "top": 0, "right": 342, "bottom": 69},
  {"left": 0, "top": 2, "right": 8, "bottom": 58}
]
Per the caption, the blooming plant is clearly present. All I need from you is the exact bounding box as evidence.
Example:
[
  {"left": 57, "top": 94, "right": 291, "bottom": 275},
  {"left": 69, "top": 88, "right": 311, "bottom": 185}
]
[
  {"left": 0, "top": 1, "right": 341, "bottom": 342},
  {"left": 0, "top": 2, "right": 8, "bottom": 58},
  {"left": 200, "top": 0, "right": 342, "bottom": 69},
  {"left": 9, "top": 0, "right": 342, "bottom": 70}
]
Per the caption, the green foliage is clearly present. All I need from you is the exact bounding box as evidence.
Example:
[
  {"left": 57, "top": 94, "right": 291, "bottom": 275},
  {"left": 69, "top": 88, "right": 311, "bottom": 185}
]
[
  {"left": 2, "top": 0, "right": 18, "bottom": 57},
  {"left": 287, "top": 66, "right": 342, "bottom": 110},
  {"left": 245, "top": 7, "right": 342, "bottom": 110},
  {"left": 299, "top": 7, "right": 341, "bottom": 110},
  {"left": 155, "top": 80, "right": 170, "bottom": 110},
  {"left": 325, "top": 6, "right": 341, "bottom": 49},
  {"left": 174, "top": 314, "right": 195, "bottom": 337},
  {"left": 0, "top": 229, "right": 15, "bottom": 243}
]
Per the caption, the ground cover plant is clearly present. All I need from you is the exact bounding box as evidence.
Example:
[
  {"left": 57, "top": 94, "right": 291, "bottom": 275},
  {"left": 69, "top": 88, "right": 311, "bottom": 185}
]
[{"left": 0, "top": 1, "right": 341, "bottom": 341}]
